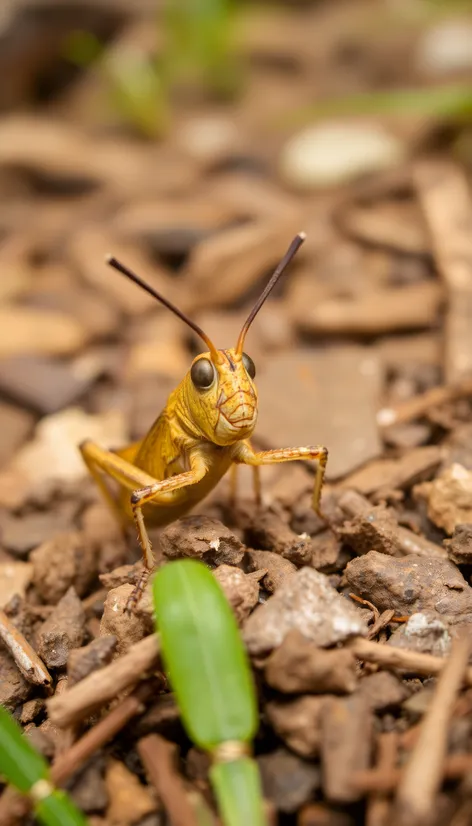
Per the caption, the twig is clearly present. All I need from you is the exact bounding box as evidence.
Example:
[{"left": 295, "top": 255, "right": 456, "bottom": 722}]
[
  {"left": 366, "top": 732, "right": 398, "bottom": 826},
  {"left": 47, "top": 633, "right": 160, "bottom": 728},
  {"left": 353, "top": 752, "right": 472, "bottom": 794},
  {"left": 377, "top": 376, "right": 472, "bottom": 429},
  {"left": 394, "top": 635, "right": 471, "bottom": 825},
  {"left": 52, "top": 682, "right": 153, "bottom": 785},
  {"left": 0, "top": 608, "right": 51, "bottom": 687},
  {"left": 0, "top": 684, "right": 154, "bottom": 826},
  {"left": 348, "top": 637, "right": 472, "bottom": 685},
  {"left": 138, "top": 734, "right": 199, "bottom": 826}
]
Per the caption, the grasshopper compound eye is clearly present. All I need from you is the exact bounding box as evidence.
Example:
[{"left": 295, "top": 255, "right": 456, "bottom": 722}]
[
  {"left": 191, "top": 358, "right": 215, "bottom": 390},
  {"left": 242, "top": 353, "right": 256, "bottom": 379}
]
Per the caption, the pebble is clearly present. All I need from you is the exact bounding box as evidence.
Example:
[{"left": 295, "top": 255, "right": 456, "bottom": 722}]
[
  {"left": 279, "top": 122, "right": 405, "bottom": 190},
  {"left": 414, "top": 463, "right": 472, "bottom": 535},
  {"left": 213, "top": 565, "right": 264, "bottom": 625},
  {"left": 345, "top": 551, "right": 472, "bottom": 626},
  {"left": 11, "top": 407, "right": 127, "bottom": 485},
  {"left": 105, "top": 759, "right": 157, "bottom": 825},
  {"left": 243, "top": 567, "right": 368, "bottom": 656},
  {"left": 37, "top": 587, "right": 85, "bottom": 669},
  {"left": 0, "top": 647, "right": 31, "bottom": 708},
  {"left": 258, "top": 748, "right": 320, "bottom": 814},
  {"left": 100, "top": 584, "right": 152, "bottom": 655},
  {"left": 265, "top": 629, "right": 357, "bottom": 695},
  {"left": 387, "top": 611, "right": 452, "bottom": 658},
  {"left": 266, "top": 696, "right": 324, "bottom": 758},
  {"left": 160, "top": 515, "right": 246, "bottom": 566},
  {"left": 31, "top": 531, "right": 98, "bottom": 604},
  {"left": 416, "top": 21, "right": 472, "bottom": 77}
]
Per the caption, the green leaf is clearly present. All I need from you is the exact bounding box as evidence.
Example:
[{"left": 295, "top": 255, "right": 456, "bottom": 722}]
[{"left": 153, "top": 559, "right": 257, "bottom": 749}]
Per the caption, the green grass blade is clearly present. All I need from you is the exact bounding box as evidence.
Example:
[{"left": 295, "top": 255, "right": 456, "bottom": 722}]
[
  {"left": 153, "top": 559, "right": 257, "bottom": 749},
  {"left": 0, "top": 706, "right": 88, "bottom": 826},
  {"left": 276, "top": 84, "right": 472, "bottom": 129},
  {"left": 0, "top": 705, "right": 48, "bottom": 793},
  {"left": 210, "top": 758, "right": 266, "bottom": 826},
  {"left": 35, "top": 790, "right": 88, "bottom": 826}
]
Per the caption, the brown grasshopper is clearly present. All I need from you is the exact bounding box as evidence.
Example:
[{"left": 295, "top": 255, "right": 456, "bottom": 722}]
[{"left": 80, "top": 232, "right": 328, "bottom": 608}]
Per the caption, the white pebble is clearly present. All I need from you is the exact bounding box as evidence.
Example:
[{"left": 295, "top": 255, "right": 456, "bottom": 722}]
[{"left": 279, "top": 121, "right": 405, "bottom": 190}]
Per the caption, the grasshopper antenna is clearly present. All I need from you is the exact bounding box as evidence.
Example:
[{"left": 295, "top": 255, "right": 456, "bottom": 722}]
[
  {"left": 236, "top": 232, "right": 306, "bottom": 355},
  {"left": 106, "top": 255, "right": 221, "bottom": 362}
]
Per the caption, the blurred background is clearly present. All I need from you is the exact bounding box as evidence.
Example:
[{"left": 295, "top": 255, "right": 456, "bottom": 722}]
[{"left": 0, "top": 0, "right": 472, "bottom": 498}]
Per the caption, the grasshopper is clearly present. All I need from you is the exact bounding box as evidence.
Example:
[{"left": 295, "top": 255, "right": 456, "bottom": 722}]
[{"left": 80, "top": 232, "right": 328, "bottom": 609}]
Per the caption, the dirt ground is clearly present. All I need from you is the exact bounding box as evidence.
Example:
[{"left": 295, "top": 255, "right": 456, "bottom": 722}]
[{"left": 1, "top": 1, "right": 472, "bottom": 824}]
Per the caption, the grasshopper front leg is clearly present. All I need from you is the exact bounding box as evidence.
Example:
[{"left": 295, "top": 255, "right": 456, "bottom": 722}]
[
  {"left": 233, "top": 442, "right": 328, "bottom": 516},
  {"left": 80, "top": 441, "right": 208, "bottom": 610}
]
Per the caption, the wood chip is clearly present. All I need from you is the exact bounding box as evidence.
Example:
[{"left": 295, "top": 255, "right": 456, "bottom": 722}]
[
  {"left": 256, "top": 346, "right": 382, "bottom": 479},
  {"left": 415, "top": 161, "right": 472, "bottom": 382}
]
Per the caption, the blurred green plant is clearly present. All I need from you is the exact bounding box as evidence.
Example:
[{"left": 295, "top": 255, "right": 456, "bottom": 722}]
[
  {"left": 0, "top": 705, "right": 88, "bottom": 826},
  {"left": 153, "top": 559, "right": 267, "bottom": 826},
  {"left": 64, "top": 0, "right": 240, "bottom": 138},
  {"left": 277, "top": 83, "right": 472, "bottom": 129}
]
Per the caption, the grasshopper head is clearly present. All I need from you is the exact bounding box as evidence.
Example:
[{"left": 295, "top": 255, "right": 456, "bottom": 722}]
[
  {"left": 106, "top": 232, "right": 305, "bottom": 446},
  {"left": 186, "top": 347, "right": 258, "bottom": 445}
]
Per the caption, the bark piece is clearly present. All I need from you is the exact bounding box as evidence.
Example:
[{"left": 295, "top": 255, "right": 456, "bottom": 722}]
[
  {"left": 321, "top": 696, "right": 372, "bottom": 803},
  {"left": 341, "top": 446, "right": 443, "bottom": 498},
  {"left": 345, "top": 552, "right": 472, "bottom": 625},
  {"left": 415, "top": 161, "right": 472, "bottom": 382},
  {"left": 37, "top": 587, "right": 85, "bottom": 669},
  {"left": 266, "top": 696, "right": 325, "bottom": 758},
  {"left": 243, "top": 568, "right": 368, "bottom": 656},
  {"left": 160, "top": 515, "right": 246, "bottom": 565},
  {"left": 255, "top": 346, "right": 382, "bottom": 480},
  {"left": 265, "top": 629, "right": 357, "bottom": 694},
  {"left": 292, "top": 281, "right": 442, "bottom": 336}
]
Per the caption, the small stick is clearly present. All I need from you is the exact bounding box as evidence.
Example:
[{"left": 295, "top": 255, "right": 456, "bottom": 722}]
[
  {"left": 395, "top": 635, "right": 471, "bottom": 825},
  {"left": 366, "top": 732, "right": 398, "bottom": 826},
  {"left": 0, "top": 608, "right": 51, "bottom": 687},
  {"left": 47, "top": 633, "right": 160, "bottom": 728},
  {"left": 354, "top": 751, "right": 472, "bottom": 795},
  {"left": 348, "top": 637, "right": 472, "bottom": 686},
  {"left": 377, "top": 376, "right": 472, "bottom": 429},
  {"left": 52, "top": 683, "right": 153, "bottom": 786},
  {"left": 138, "top": 734, "right": 199, "bottom": 826}
]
